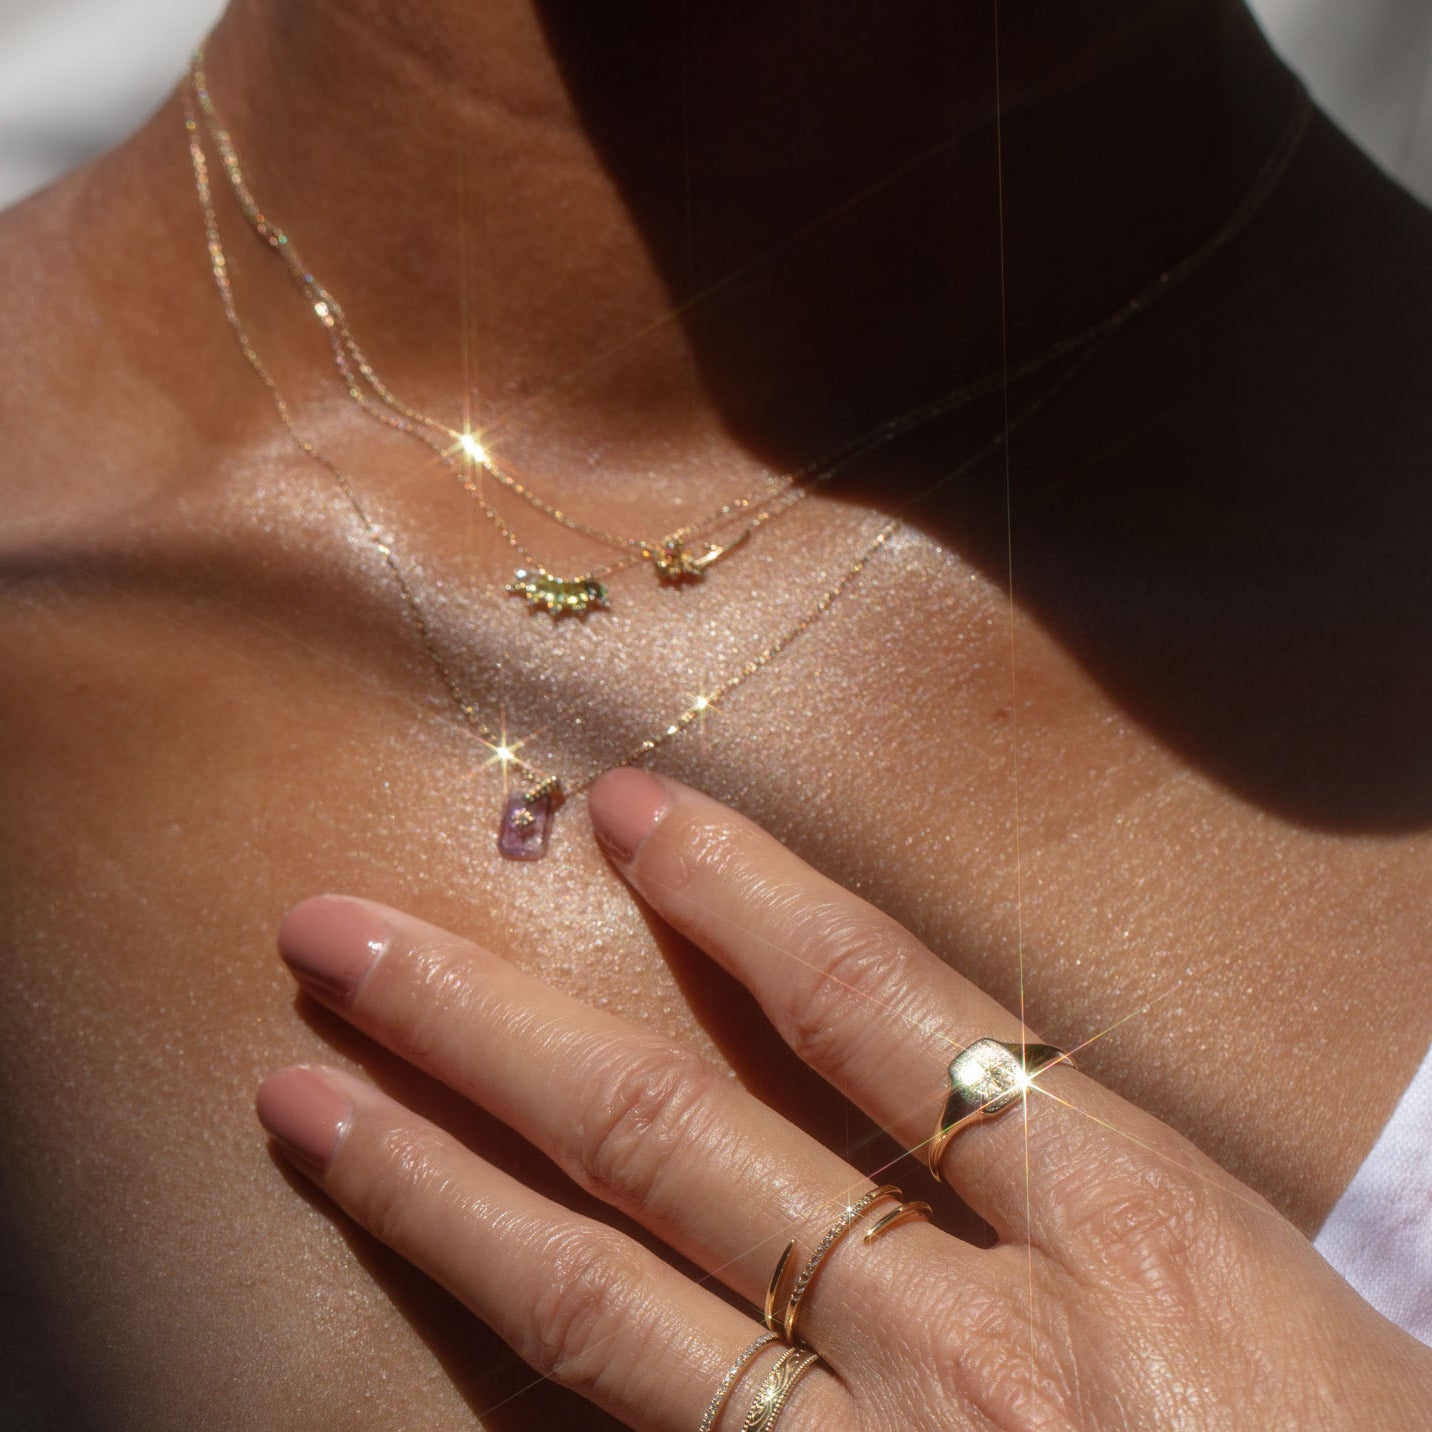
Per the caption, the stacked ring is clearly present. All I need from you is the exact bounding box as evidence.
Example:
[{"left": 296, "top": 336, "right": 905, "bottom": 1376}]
[
  {"left": 698, "top": 1332, "right": 779, "bottom": 1432},
  {"left": 927, "top": 1037, "right": 1073, "bottom": 1183},
  {"left": 739, "top": 1347, "right": 821, "bottom": 1432},
  {"left": 863, "top": 1199, "right": 933, "bottom": 1244},
  {"left": 764, "top": 1185, "right": 903, "bottom": 1343}
]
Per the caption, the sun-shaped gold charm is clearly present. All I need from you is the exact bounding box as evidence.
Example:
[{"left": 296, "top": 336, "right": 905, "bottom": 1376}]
[{"left": 506, "top": 569, "right": 610, "bottom": 615}]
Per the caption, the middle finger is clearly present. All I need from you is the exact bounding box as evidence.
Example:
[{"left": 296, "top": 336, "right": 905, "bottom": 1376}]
[{"left": 585, "top": 769, "right": 1161, "bottom": 1251}]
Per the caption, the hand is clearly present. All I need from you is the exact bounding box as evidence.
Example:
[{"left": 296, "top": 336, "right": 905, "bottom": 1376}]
[{"left": 257, "top": 771, "right": 1432, "bottom": 1430}]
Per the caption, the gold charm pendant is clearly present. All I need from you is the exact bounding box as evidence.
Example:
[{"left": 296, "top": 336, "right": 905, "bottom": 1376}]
[
  {"left": 507, "top": 569, "right": 610, "bottom": 616},
  {"left": 651, "top": 532, "right": 749, "bottom": 582}
]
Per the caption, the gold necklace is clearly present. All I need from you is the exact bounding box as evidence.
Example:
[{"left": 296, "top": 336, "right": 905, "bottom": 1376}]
[
  {"left": 191, "top": 52, "right": 1086, "bottom": 615},
  {"left": 183, "top": 70, "right": 1311, "bottom": 859},
  {"left": 188, "top": 56, "right": 1310, "bottom": 617},
  {"left": 190, "top": 56, "right": 798, "bottom": 611}
]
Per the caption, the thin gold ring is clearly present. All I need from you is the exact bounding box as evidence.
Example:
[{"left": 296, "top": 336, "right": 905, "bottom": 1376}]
[
  {"left": 863, "top": 1200, "right": 933, "bottom": 1244},
  {"left": 928, "top": 1038, "right": 1073, "bottom": 1184},
  {"left": 740, "top": 1347, "right": 821, "bottom": 1432},
  {"left": 699, "top": 1331, "right": 779, "bottom": 1432},
  {"left": 762, "top": 1243, "right": 796, "bottom": 1335},
  {"left": 764, "top": 1185, "right": 901, "bottom": 1343}
]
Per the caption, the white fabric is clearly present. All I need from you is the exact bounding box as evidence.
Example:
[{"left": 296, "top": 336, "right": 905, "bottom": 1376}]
[
  {"left": 1316, "top": 1041, "right": 1432, "bottom": 1346},
  {"left": 1256, "top": 0, "right": 1432, "bottom": 200},
  {"left": 0, "top": 0, "right": 224, "bottom": 212}
]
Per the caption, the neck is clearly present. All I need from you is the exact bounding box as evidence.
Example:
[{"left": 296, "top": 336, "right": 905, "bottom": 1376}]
[{"left": 197, "top": 0, "right": 1295, "bottom": 467}]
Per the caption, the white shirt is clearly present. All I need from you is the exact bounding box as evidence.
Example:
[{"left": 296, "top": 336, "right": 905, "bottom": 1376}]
[{"left": 1315, "top": 1041, "right": 1432, "bottom": 1346}]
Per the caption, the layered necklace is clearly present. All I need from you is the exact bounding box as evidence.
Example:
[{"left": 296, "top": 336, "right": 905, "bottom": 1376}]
[
  {"left": 183, "top": 52, "right": 1312, "bottom": 860},
  {"left": 191, "top": 61, "right": 813, "bottom": 614}
]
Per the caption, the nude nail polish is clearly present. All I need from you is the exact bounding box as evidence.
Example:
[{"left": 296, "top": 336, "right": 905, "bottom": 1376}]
[
  {"left": 588, "top": 768, "right": 671, "bottom": 863},
  {"left": 278, "top": 895, "right": 390, "bottom": 1002},
  {"left": 256, "top": 1066, "right": 352, "bottom": 1172}
]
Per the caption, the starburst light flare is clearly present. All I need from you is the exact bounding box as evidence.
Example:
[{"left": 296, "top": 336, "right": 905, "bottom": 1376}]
[{"left": 457, "top": 430, "right": 488, "bottom": 465}]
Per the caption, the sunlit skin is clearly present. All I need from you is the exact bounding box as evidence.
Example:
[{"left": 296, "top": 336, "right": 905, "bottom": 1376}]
[
  {"left": 250, "top": 776, "right": 1432, "bottom": 1427},
  {"left": 3, "top": 0, "right": 1432, "bottom": 1426}
]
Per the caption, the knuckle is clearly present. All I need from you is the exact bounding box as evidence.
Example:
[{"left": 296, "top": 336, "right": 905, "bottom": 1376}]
[
  {"left": 920, "top": 1270, "right": 1074, "bottom": 1428},
  {"left": 522, "top": 1228, "right": 649, "bottom": 1392},
  {"left": 564, "top": 1039, "right": 727, "bottom": 1211},
  {"left": 361, "top": 1122, "right": 461, "bottom": 1254},
  {"left": 672, "top": 812, "right": 752, "bottom": 879},
  {"left": 642, "top": 813, "right": 929, "bottom": 1077},
  {"left": 1054, "top": 1152, "right": 1225, "bottom": 1312},
  {"left": 774, "top": 910, "right": 919, "bottom": 1073},
  {"left": 384, "top": 939, "right": 481, "bottom": 1067}
]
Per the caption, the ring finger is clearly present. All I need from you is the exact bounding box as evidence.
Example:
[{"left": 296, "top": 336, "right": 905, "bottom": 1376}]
[{"left": 274, "top": 894, "right": 992, "bottom": 1354}]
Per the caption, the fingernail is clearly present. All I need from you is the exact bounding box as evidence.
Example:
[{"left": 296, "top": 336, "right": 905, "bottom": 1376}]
[
  {"left": 256, "top": 1066, "right": 353, "bottom": 1172},
  {"left": 278, "top": 896, "right": 390, "bottom": 1002},
  {"left": 588, "top": 768, "right": 671, "bottom": 863}
]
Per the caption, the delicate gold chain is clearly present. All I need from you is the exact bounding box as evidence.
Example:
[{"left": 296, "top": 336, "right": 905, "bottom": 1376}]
[
  {"left": 186, "top": 92, "right": 931, "bottom": 804},
  {"left": 190, "top": 56, "right": 792, "bottom": 583},
  {"left": 188, "top": 73, "right": 1081, "bottom": 800},
  {"left": 191, "top": 49, "right": 1020, "bottom": 590},
  {"left": 187, "top": 55, "right": 1308, "bottom": 599},
  {"left": 184, "top": 98, "right": 528, "bottom": 767},
  {"left": 183, "top": 69, "right": 1311, "bottom": 831}
]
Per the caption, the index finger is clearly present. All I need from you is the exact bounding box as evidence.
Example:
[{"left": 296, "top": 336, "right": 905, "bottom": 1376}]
[{"left": 587, "top": 769, "right": 1247, "bottom": 1261}]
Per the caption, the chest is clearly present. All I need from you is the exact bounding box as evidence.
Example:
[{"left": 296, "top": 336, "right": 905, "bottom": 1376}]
[
  {"left": 6, "top": 503, "right": 1428, "bottom": 1230},
  {"left": 4, "top": 499, "right": 1429, "bottom": 1428}
]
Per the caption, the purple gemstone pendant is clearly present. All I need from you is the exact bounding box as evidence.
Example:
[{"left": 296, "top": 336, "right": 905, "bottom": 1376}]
[{"left": 497, "top": 788, "right": 557, "bottom": 860}]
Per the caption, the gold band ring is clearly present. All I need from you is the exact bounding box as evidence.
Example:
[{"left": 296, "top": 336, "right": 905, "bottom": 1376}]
[
  {"left": 763, "top": 1185, "right": 901, "bottom": 1343},
  {"left": 863, "top": 1199, "right": 933, "bottom": 1244},
  {"left": 928, "top": 1038, "right": 1074, "bottom": 1184},
  {"left": 698, "top": 1331, "right": 779, "bottom": 1432},
  {"left": 740, "top": 1347, "right": 821, "bottom": 1432},
  {"left": 762, "top": 1243, "right": 796, "bottom": 1336}
]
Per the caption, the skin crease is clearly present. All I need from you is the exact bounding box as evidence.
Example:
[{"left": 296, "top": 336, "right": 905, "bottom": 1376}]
[{"left": 1, "top": 0, "right": 1431, "bottom": 1426}]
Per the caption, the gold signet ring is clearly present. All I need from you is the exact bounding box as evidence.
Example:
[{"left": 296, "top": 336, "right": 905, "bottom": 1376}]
[{"left": 927, "top": 1038, "right": 1073, "bottom": 1184}]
